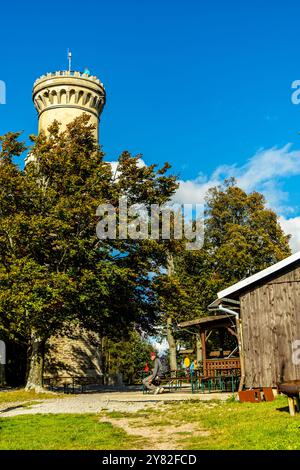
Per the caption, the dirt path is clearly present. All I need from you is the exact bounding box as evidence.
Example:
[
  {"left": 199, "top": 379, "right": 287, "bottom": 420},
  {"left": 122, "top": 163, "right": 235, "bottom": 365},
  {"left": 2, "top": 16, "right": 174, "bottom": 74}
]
[
  {"left": 0, "top": 390, "right": 223, "bottom": 450},
  {"left": 99, "top": 413, "right": 211, "bottom": 450},
  {"left": 0, "top": 391, "right": 233, "bottom": 418}
]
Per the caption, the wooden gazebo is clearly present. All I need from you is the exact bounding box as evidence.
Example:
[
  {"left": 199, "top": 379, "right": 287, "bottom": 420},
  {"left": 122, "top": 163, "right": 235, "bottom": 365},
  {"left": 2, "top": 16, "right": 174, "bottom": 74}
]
[{"left": 178, "top": 313, "right": 241, "bottom": 385}]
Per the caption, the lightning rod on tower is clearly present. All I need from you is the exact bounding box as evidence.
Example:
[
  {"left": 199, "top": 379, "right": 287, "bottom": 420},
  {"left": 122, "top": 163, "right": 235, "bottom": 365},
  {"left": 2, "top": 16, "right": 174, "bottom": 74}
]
[{"left": 67, "top": 49, "right": 72, "bottom": 72}]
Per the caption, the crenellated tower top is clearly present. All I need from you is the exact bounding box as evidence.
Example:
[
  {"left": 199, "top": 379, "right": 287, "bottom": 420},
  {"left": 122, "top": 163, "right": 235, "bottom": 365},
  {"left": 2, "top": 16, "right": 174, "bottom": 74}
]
[{"left": 32, "top": 70, "right": 106, "bottom": 141}]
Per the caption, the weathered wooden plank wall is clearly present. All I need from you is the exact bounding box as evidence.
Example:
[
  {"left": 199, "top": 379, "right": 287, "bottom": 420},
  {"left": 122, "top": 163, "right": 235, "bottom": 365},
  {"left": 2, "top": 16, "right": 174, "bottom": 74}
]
[{"left": 240, "top": 264, "right": 300, "bottom": 387}]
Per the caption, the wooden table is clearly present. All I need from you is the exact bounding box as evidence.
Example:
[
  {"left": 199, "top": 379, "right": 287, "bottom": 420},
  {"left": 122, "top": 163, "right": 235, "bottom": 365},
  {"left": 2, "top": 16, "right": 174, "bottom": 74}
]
[
  {"left": 278, "top": 380, "right": 300, "bottom": 416},
  {"left": 43, "top": 375, "right": 96, "bottom": 393},
  {"left": 214, "top": 367, "right": 241, "bottom": 392}
]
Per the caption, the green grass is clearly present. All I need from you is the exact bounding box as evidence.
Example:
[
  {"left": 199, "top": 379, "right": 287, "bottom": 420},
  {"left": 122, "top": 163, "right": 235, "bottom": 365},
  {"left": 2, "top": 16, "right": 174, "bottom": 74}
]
[
  {"left": 158, "top": 396, "right": 300, "bottom": 450},
  {"left": 105, "top": 411, "right": 135, "bottom": 419},
  {"left": 0, "top": 395, "right": 299, "bottom": 450},
  {"left": 0, "top": 389, "right": 62, "bottom": 404},
  {"left": 0, "top": 414, "right": 142, "bottom": 450}
]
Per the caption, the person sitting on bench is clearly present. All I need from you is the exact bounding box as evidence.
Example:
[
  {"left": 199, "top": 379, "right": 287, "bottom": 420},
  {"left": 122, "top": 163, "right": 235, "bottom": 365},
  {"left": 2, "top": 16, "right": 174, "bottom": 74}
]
[{"left": 142, "top": 351, "right": 164, "bottom": 394}]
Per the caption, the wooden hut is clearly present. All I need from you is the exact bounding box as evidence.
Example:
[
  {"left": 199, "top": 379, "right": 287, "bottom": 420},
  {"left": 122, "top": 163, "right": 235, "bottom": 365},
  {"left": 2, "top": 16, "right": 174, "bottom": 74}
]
[{"left": 208, "top": 252, "right": 300, "bottom": 388}]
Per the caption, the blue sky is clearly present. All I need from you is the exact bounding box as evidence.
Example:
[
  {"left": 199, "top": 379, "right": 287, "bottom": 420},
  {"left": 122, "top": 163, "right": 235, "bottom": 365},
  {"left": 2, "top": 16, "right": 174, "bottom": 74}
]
[{"left": 1, "top": 0, "right": 300, "bottom": 249}]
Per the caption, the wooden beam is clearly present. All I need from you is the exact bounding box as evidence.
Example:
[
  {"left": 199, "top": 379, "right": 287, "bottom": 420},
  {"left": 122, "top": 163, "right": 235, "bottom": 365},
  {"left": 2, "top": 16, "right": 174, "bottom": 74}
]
[
  {"left": 236, "top": 316, "right": 246, "bottom": 392},
  {"left": 178, "top": 314, "right": 235, "bottom": 328}
]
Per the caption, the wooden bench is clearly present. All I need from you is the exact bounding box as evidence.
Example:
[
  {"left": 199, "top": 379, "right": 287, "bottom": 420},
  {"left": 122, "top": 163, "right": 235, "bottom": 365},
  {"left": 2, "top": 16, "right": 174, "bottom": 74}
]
[
  {"left": 141, "top": 371, "right": 186, "bottom": 393},
  {"left": 43, "top": 375, "right": 99, "bottom": 393}
]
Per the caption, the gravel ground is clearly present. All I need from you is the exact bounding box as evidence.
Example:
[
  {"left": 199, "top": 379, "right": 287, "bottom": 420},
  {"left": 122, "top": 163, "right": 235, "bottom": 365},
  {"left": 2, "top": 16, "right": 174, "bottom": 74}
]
[{"left": 0, "top": 391, "right": 234, "bottom": 417}]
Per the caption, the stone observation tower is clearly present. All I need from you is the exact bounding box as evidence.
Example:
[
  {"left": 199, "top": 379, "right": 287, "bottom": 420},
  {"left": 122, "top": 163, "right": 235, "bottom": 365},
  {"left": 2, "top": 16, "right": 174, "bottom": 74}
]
[
  {"left": 31, "top": 68, "right": 121, "bottom": 384},
  {"left": 33, "top": 70, "right": 106, "bottom": 141}
]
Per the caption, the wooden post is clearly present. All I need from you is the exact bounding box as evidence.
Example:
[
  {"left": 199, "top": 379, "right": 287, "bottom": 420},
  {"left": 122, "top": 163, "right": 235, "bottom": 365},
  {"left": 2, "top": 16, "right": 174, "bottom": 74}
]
[
  {"left": 201, "top": 330, "right": 206, "bottom": 375},
  {"left": 288, "top": 397, "right": 296, "bottom": 416},
  {"left": 236, "top": 317, "right": 246, "bottom": 392}
]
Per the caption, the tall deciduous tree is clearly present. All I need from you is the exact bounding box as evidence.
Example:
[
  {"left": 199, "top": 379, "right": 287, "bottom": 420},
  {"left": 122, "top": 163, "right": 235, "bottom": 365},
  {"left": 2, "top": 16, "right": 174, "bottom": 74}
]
[
  {"left": 0, "top": 115, "right": 178, "bottom": 390},
  {"left": 155, "top": 179, "right": 291, "bottom": 361}
]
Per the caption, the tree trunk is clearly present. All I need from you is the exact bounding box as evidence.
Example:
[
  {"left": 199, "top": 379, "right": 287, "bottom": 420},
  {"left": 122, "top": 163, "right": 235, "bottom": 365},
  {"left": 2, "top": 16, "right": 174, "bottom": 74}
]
[
  {"left": 166, "top": 253, "right": 177, "bottom": 373},
  {"left": 0, "top": 340, "right": 6, "bottom": 386},
  {"left": 0, "top": 365, "right": 5, "bottom": 387},
  {"left": 25, "top": 331, "right": 46, "bottom": 392},
  {"left": 196, "top": 333, "right": 203, "bottom": 364},
  {"left": 167, "top": 316, "right": 177, "bottom": 372}
]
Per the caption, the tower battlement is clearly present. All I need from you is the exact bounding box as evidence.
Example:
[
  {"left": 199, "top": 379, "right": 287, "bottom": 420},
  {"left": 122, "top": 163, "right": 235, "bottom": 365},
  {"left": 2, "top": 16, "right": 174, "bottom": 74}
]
[
  {"left": 32, "top": 70, "right": 106, "bottom": 141},
  {"left": 33, "top": 70, "right": 105, "bottom": 87}
]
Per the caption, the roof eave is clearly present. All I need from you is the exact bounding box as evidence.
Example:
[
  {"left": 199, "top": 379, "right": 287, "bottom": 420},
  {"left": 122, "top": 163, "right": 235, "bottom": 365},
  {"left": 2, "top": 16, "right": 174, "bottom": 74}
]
[{"left": 216, "top": 251, "right": 300, "bottom": 301}]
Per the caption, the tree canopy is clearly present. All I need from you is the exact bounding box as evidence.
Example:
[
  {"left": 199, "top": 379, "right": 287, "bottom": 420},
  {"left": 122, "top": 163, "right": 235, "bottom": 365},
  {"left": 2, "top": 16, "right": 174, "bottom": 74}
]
[
  {"left": 0, "top": 118, "right": 292, "bottom": 385},
  {"left": 154, "top": 178, "right": 291, "bottom": 362},
  {"left": 0, "top": 115, "right": 178, "bottom": 388}
]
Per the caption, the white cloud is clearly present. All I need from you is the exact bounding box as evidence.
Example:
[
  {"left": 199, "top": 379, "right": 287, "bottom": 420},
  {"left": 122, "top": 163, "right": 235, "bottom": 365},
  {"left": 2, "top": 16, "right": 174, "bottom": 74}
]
[
  {"left": 108, "top": 158, "right": 146, "bottom": 181},
  {"left": 107, "top": 147, "right": 300, "bottom": 252},
  {"left": 172, "top": 175, "right": 219, "bottom": 206},
  {"left": 279, "top": 216, "right": 300, "bottom": 253},
  {"left": 109, "top": 161, "right": 119, "bottom": 177},
  {"left": 173, "top": 144, "right": 300, "bottom": 252},
  {"left": 237, "top": 145, "right": 300, "bottom": 192}
]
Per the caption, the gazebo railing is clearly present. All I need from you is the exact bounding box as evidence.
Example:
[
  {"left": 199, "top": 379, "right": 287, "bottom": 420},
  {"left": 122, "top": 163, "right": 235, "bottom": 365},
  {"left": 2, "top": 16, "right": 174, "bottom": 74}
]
[{"left": 204, "top": 358, "right": 241, "bottom": 378}]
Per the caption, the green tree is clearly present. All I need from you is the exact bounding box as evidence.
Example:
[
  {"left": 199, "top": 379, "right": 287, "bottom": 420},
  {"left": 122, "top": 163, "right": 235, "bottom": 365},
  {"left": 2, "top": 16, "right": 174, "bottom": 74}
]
[
  {"left": 155, "top": 179, "right": 291, "bottom": 362},
  {"left": 0, "top": 132, "right": 29, "bottom": 386},
  {"left": 204, "top": 178, "right": 291, "bottom": 286},
  {"left": 0, "top": 115, "right": 178, "bottom": 390},
  {"left": 102, "top": 330, "right": 154, "bottom": 384}
]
